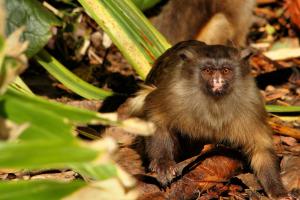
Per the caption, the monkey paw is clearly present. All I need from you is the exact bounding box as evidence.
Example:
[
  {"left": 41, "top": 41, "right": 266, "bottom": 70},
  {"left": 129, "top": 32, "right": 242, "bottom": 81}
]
[
  {"left": 270, "top": 192, "right": 299, "bottom": 200},
  {"left": 149, "top": 159, "right": 179, "bottom": 187}
]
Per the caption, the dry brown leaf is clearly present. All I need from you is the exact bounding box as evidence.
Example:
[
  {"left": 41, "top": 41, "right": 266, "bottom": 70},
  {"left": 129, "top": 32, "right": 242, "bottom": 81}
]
[
  {"left": 250, "top": 54, "right": 281, "bottom": 75},
  {"left": 63, "top": 178, "right": 139, "bottom": 200},
  {"left": 0, "top": 117, "right": 29, "bottom": 141},
  {"left": 280, "top": 136, "right": 298, "bottom": 146},
  {"left": 265, "top": 88, "right": 290, "bottom": 102},
  {"left": 5, "top": 27, "right": 29, "bottom": 58},
  {"left": 137, "top": 148, "right": 243, "bottom": 200},
  {"left": 236, "top": 173, "right": 262, "bottom": 191},
  {"left": 268, "top": 120, "right": 300, "bottom": 140},
  {"left": 30, "top": 171, "right": 76, "bottom": 182},
  {"left": 288, "top": 145, "right": 300, "bottom": 153},
  {"left": 285, "top": 0, "right": 300, "bottom": 29},
  {"left": 0, "top": 26, "right": 28, "bottom": 94},
  {"left": 56, "top": 99, "right": 102, "bottom": 112},
  {"left": 281, "top": 156, "right": 300, "bottom": 194},
  {"left": 246, "top": 189, "right": 269, "bottom": 200},
  {"left": 264, "top": 48, "right": 300, "bottom": 60}
]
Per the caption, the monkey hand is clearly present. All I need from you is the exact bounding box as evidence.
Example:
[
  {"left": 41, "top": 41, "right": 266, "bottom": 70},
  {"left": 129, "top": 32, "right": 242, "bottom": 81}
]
[
  {"left": 149, "top": 159, "right": 179, "bottom": 187},
  {"left": 275, "top": 195, "right": 297, "bottom": 200},
  {"left": 269, "top": 191, "right": 299, "bottom": 200}
]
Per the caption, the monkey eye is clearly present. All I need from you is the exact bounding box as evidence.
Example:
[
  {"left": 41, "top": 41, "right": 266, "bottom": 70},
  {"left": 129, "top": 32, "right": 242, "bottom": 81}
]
[
  {"left": 222, "top": 68, "right": 231, "bottom": 74},
  {"left": 201, "top": 68, "right": 212, "bottom": 74}
]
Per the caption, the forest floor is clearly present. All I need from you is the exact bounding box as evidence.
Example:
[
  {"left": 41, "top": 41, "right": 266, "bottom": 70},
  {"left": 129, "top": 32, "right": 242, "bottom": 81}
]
[{"left": 3, "top": 0, "right": 300, "bottom": 199}]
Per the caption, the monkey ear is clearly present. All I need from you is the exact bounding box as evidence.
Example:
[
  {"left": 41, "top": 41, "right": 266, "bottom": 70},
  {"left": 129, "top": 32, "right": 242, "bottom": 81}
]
[
  {"left": 240, "top": 48, "right": 254, "bottom": 60},
  {"left": 239, "top": 48, "right": 254, "bottom": 76},
  {"left": 178, "top": 49, "right": 196, "bottom": 61},
  {"left": 196, "top": 40, "right": 207, "bottom": 46}
]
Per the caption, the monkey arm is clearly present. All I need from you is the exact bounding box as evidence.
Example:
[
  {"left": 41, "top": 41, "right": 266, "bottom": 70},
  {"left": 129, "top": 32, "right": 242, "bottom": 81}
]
[
  {"left": 250, "top": 147, "right": 287, "bottom": 199},
  {"left": 145, "top": 126, "right": 180, "bottom": 187},
  {"left": 244, "top": 127, "right": 288, "bottom": 199}
]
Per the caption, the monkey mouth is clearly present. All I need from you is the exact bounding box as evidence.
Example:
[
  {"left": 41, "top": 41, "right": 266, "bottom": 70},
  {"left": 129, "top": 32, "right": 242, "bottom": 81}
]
[
  {"left": 211, "top": 89, "right": 226, "bottom": 96},
  {"left": 207, "top": 83, "right": 229, "bottom": 97},
  {"left": 212, "top": 82, "right": 223, "bottom": 92}
]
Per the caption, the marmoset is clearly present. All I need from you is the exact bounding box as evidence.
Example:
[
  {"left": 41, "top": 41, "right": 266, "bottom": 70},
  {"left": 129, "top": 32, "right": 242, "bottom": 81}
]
[
  {"left": 150, "top": 0, "right": 255, "bottom": 46},
  {"left": 128, "top": 40, "right": 288, "bottom": 199}
]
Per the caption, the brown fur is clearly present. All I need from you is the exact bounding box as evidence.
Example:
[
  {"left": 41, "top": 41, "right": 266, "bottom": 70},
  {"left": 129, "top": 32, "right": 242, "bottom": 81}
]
[
  {"left": 150, "top": 0, "right": 255, "bottom": 46},
  {"left": 128, "top": 41, "right": 287, "bottom": 199}
]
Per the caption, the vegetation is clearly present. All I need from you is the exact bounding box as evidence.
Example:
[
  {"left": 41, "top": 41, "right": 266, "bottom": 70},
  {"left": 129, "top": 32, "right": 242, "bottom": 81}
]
[{"left": 0, "top": 0, "right": 299, "bottom": 199}]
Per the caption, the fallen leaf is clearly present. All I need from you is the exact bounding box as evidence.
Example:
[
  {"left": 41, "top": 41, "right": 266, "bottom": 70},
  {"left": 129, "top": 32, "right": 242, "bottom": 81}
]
[
  {"left": 265, "top": 88, "right": 290, "bottom": 102},
  {"left": 236, "top": 173, "right": 262, "bottom": 191},
  {"left": 268, "top": 119, "right": 300, "bottom": 140},
  {"left": 136, "top": 147, "right": 243, "bottom": 200},
  {"left": 31, "top": 171, "right": 76, "bottom": 182},
  {"left": 0, "top": 117, "right": 29, "bottom": 141},
  {"left": 281, "top": 156, "right": 300, "bottom": 193},
  {"left": 285, "top": 0, "right": 300, "bottom": 29},
  {"left": 264, "top": 48, "right": 300, "bottom": 60},
  {"left": 280, "top": 136, "right": 298, "bottom": 146},
  {"left": 63, "top": 178, "right": 138, "bottom": 200}
]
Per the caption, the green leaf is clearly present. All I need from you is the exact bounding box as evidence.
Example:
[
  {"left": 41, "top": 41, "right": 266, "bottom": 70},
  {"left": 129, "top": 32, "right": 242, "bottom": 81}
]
[
  {"left": 78, "top": 0, "right": 170, "bottom": 79},
  {"left": 0, "top": 88, "right": 121, "bottom": 141},
  {"left": 35, "top": 50, "right": 113, "bottom": 100},
  {"left": 0, "top": 180, "right": 85, "bottom": 200},
  {"left": 0, "top": 140, "right": 98, "bottom": 169},
  {"left": 0, "top": 89, "right": 75, "bottom": 141},
  {"left": 266, "top": 105, "right": 300, "bottom": 113},
  {"left": 132, "top": 0, "right": 162, "bottom": 11},
  {"left": 265, "top": 24, "right": 276, "bottom": 36},
  {"left": 0, "top": 27, "right": 28, "bottom": 95},
  {"left": 1, "top": 87, "right": 153, "bottom": 141},
  {"left": 6, "top": 88, "right": 116, "bottom": 125},
  {"left": 5, "top": 0, "right": 61, "bottom": 57},
  {"left": 0, "top": 34, "right": 4, "bottom": 68},
  {"left": 73, "top": 163, "right": 117, "bottom": 180},
  {"left": 9, "top": 76, "right": 34, "bottom": 95}
]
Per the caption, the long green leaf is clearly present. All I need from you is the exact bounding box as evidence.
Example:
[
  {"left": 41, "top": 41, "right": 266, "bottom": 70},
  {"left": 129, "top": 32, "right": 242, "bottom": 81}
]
[
  {"left": 266, "top": 105, "right": 300, "bottom": 113},
  {"left": 0, "top": 141, "right": 98, "bottom": 169},
  {"left": 5, "top": 88, "right": 118, "bottom": 125},
  {"left": 73, "top": 163, "right": 117, "bottom": 180},
  {"left": 0, "top": 34, "right": 4, "bottom": 68},
  {"left": 132, "top": 0, "right": 162, "bottom": 11},
  {"left": 78, "top": 0, "right": 170, "bottom": 79},
  {"left": 35, "top": 49, "right": 113, "bottom": 100},
  {"left": 9, "top": 77, "right": 33, "bottom": 95},
  {"left": 2, "top": 87, "right": 153, "bottom": 141},
  {"left": 0, "top": 180, "right": 85, "bottom": 200},
  {"left": 0, "top": 90, "right": 75, "bottom": 141}
]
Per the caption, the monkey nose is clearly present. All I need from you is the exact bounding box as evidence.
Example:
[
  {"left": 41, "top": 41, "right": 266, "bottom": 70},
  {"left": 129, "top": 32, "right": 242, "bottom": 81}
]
[
  {"left": 212, "top": 82, "right": 223, "bottom": 92},
  {"left": 212, "top": 78, "right": 224, "bottom": 92}
]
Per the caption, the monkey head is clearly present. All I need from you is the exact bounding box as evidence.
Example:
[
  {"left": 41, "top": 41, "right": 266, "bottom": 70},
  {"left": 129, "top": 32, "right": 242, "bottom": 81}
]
[
  {"left": 174, "top": 41, "right": 251, "bottom": 98},
  {"left": 198, "top": 59, "right": 234, "bottom": 96}
]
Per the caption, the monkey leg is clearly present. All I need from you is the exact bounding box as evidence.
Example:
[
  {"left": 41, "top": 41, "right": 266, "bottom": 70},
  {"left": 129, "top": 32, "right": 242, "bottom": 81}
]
[
  {"left": 196, "top": 13, "right": 235, "bottom": 45},
  {"left": 145, "top": 127, "right": 180, "bottom": 187},
  {"left": 250, "top": 148, "right": 288, "bottom": 199},
  {"left": 223, "top": 0, "right": 256, "bottom": 46}
]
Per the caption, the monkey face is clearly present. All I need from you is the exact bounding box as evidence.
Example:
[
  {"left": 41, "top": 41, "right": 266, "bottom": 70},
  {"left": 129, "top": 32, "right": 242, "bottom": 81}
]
[
  {"left": 198, "top": 60, "right": 235, "bottom": 97},
  {"left": 146, "top": 41, "right": 250, "bottom": 99}
]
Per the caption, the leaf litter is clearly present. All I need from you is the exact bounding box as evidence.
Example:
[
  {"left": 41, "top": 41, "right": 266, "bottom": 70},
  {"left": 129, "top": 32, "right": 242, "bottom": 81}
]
[{"left": 8, "top": 0, "right": 300, "bottom": 199}]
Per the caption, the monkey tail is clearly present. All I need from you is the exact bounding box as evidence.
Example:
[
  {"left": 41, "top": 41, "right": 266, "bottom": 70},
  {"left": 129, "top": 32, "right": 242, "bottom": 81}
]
[{"left": 127, "top": 84, "right": 156, "bottom": 117}]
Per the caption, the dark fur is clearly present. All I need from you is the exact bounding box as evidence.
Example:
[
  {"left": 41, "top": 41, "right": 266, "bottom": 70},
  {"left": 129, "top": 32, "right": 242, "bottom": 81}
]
[
  {"left": 131, "top": 41, "right": 287, "bottom": 199},
  {"left": 150, "top": 0, "right": 255, "bottom": 46}
]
